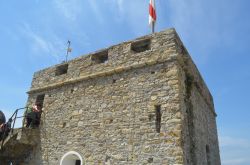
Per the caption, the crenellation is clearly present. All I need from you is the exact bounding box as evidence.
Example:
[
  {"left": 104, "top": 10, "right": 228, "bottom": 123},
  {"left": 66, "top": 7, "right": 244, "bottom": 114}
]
[{"left": 30, "top": 29, "right": 179, "bottom": 90}]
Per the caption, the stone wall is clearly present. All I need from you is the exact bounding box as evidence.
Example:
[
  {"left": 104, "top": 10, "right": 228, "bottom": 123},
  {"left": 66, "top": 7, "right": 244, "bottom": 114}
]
[
  {"left": 175, "top": 34, "right": 221, "bottom": 165},
  {"left": 25, "top": 28, "right": 221, "bottom": 165}
]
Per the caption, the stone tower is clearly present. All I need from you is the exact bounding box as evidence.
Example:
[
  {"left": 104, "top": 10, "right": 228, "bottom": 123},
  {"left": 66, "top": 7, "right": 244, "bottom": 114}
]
[{"left": 0, "top": 28, "right": 221, "bottom": 165}]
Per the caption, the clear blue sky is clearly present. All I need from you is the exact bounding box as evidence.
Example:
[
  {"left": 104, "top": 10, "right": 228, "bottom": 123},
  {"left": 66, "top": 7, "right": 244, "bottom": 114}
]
[{"left": 0, "top": 0, "right": 249, "bottom": 164}]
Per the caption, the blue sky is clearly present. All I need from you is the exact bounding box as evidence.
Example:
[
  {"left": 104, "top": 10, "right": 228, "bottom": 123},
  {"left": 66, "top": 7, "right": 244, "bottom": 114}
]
[{"left": 0, "top": 0, "right": 249, "bottom": 164}]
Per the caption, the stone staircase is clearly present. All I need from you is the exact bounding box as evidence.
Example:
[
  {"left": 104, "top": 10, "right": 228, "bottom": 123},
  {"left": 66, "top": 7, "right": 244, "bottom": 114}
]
[{"left": 0, "top": 128, "right": 39, "bottom": 165}]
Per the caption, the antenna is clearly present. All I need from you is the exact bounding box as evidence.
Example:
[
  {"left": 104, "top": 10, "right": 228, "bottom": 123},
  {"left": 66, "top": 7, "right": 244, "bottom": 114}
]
[{"left": 66, "top": 40, "right": 72, "bottom": 62}]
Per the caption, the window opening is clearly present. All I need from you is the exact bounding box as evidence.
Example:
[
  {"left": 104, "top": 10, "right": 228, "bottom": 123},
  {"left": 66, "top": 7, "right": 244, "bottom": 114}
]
[
  {"left": 155, "top": 105, "right": 161, "bottom": 133},
  {"left": 131, "top": 38, "right": 151, "bottom": 53},
  {"left": 36, "top": 94, "right": 45, "bottom": 108},
  {"left": 206, "top": 145, "right": 211, "bottom": 165},
  {"left": 55, "top": 64, "right": 68, "bottom": 76},
  {"left": 91, "top": 50, "right": 108, "bottom": 64}
]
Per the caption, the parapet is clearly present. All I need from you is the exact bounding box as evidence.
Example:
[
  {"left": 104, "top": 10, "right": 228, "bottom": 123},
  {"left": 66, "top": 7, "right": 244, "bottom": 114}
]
[
  {"left": 28, "top": 28, "right": 179, "bottom": 92},
  {"left": 28, "top": 28, "right": 213, "bottom": 112}
]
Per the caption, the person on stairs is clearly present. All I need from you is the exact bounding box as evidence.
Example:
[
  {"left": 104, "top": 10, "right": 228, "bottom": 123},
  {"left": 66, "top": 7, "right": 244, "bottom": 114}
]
[{"left": 25, "top": 103, "right": 42, "bottom": 128}]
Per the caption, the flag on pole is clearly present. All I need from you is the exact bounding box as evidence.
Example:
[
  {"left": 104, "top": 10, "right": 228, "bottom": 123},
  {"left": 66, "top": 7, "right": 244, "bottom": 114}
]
[{"left": 149, "top": 0, "right": 156, "bottom": 33}]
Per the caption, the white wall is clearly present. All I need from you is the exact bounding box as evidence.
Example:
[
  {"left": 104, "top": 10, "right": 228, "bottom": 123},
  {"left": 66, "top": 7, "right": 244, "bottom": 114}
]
[{"left": 62, "top": 159, "right": 76, "bottom": 165}]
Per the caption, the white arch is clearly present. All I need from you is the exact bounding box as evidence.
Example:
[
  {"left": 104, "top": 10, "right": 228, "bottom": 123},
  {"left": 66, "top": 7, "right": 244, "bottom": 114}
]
[{"left": 60, "top": 151, "right": 84, "bottom": 165}]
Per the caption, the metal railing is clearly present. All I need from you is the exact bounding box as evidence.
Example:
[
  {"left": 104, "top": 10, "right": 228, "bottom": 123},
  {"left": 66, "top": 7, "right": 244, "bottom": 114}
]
[{"left": 0, "top": 107, "right": 27, "bottom": 149}]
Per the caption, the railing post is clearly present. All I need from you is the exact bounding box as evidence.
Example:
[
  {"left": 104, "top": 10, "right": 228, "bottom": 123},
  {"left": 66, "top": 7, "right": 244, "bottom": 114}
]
[{"left": 11, "top": 110, "right": 18, "bottom": 134}]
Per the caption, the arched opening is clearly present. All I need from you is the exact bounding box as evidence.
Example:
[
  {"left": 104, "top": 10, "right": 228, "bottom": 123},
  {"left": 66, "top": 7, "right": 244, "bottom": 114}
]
[{"left": 60, "top": 151, "right": 83, "bottom": 165}]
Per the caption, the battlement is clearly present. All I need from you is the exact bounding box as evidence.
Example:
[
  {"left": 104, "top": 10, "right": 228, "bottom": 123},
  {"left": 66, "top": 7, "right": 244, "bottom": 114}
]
[
  {"left": 29, "top": 28, "right": 179, "bottom": 92},
  {"left": 28, "top": 28, "right": 214, "bottom": 114}
]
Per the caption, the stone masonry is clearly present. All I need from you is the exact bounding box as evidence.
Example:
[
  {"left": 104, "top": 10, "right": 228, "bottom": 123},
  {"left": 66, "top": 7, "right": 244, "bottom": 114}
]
[{"left": 1, "top": 28, "right": 221, "bottom": 165}]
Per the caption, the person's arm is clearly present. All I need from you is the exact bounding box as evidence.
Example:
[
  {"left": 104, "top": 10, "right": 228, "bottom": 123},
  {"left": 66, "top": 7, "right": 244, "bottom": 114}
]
[
  {"left": 32, "top": 105, "right": 38, "bottom": 112},
  {"left": 32, "top": 105, "right": 41, "bottom": 112}
]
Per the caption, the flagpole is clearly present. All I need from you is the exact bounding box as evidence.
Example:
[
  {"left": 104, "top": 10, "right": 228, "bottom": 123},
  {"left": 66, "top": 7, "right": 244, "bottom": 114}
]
[
  {"left": 66, "top": 40, "right": 71, "bottom": 62},
  {"left": 152, "top": 22, "right": 155, "bottom": 33}
]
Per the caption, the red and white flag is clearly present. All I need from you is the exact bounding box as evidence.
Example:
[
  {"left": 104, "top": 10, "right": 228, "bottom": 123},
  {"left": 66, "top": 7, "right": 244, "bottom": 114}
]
[{"left": 149, "top": 0, "right": 156, "bottom": 32}]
